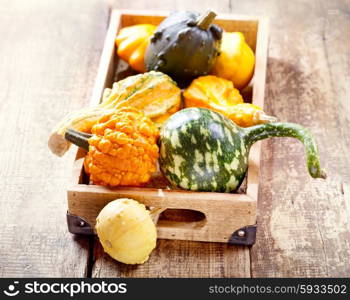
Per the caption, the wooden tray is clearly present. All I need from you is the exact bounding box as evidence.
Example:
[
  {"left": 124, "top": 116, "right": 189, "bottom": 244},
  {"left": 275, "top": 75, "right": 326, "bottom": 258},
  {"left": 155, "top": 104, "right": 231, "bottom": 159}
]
[{"left": 67, "top": 9, "right": 269, "bottom": 245}]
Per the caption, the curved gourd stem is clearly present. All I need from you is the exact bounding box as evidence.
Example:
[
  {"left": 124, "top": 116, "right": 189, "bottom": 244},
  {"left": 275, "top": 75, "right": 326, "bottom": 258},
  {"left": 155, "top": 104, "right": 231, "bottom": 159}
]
[
  {"left": 196, "top": 10, "right": 217, "bottom": 30},
  {"left": 243, "top": 122, "right": 327, "bottom": 179},
  {"left": 64, "top": 128, "right": 92, "bottom": 151}
]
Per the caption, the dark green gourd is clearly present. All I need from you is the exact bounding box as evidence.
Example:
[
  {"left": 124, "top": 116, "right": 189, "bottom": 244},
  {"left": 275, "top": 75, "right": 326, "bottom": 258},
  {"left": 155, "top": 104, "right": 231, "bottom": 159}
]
[
  {"left": 145, "top": 10, "right": 222, "bottom": 83},
  {"left": 159, "top": 108, "right": 326, "bottom": 192}
]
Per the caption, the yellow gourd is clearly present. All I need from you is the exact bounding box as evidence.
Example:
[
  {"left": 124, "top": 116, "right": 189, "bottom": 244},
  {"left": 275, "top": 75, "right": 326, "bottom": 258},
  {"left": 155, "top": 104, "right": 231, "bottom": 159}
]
[
  {"left": 211, "top": 32, "right": 255, "bottom": 89},
  {"left": 96, "top": 198, "right": 157, "bottom": 264},
  {"left": 184, "top": 75, "right": 276, "bottom": 127},
  {"left": 48, "top": 71, "right": 181, "bottom": 156},
  {"left": 116, "top": 24, "right": 156, "bottom": 72}
]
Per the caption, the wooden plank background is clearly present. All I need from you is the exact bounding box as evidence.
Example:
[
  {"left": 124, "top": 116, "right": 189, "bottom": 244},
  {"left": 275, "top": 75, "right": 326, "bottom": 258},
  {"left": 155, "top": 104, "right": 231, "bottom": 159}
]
[{"left": 0, "top": 0, "right": 349, "bottom": 277}]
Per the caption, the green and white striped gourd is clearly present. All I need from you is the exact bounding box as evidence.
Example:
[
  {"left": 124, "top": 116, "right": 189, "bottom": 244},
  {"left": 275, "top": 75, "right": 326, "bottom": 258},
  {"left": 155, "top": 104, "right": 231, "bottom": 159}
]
[{"left": 159, "top": 107, "right": 326, "bottom": 193}]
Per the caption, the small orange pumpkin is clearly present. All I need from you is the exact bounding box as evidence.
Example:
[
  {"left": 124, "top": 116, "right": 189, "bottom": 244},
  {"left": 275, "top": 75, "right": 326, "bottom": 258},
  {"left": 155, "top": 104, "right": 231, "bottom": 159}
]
[{"left": 65, "top": 107, "right": 159, "bottom": 187}]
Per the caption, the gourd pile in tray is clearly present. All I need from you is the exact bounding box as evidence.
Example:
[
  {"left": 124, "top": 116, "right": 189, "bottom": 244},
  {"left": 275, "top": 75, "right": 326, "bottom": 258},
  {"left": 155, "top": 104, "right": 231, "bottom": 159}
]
[{"left": 48, "top": 10, "right": 326, "bottom": 265}]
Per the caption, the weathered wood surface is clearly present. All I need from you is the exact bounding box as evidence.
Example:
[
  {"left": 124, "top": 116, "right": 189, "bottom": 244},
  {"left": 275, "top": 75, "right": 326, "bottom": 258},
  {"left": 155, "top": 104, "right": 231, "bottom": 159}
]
[
  {"left": 244, "top": 0, "right": 350, "bottom": 277},
  {"left": 0, "top": 0, "right": 109, "bottom": 277},
  {"left": 1, "top": 0, "right": 350, "bottom": 278}
]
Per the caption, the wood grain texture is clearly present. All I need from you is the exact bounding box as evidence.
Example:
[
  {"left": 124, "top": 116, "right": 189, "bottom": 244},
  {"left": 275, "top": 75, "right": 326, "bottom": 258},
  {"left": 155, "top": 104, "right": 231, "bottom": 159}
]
[
  {"left": 92, "top": 239, "right": 250, "bottom": 278},
  {"left": 0, "top": 0, "right": 109, "bottom": 277},
  {"left": 238, "top": 0, "right": 350, "bottom": 277}
]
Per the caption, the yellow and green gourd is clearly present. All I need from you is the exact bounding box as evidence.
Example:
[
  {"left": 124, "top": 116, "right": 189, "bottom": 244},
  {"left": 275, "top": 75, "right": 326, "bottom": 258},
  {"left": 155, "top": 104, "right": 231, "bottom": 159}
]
[{"left": 159, "top": 108, "right": 326, "bottom": 192}]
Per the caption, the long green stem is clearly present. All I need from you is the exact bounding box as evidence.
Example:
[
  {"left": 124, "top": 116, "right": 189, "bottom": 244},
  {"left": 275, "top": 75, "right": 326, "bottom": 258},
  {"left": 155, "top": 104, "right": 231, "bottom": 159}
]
[
  {"left": 243, "top": 122, "right": 326, "bottom": 179},
  {"left": 64, "top": 128, "right": 92, "bottom": 151}
]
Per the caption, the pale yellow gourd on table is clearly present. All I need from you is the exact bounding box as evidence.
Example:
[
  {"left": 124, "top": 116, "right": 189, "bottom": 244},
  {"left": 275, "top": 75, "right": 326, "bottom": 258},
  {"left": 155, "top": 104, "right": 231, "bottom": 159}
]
[{"left": 96, "top": 198, "right": 157, "bottom": 265}]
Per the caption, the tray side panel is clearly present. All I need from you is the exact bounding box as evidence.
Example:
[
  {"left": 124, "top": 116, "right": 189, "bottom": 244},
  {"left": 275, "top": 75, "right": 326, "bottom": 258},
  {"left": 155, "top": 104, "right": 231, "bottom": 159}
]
[
  {"left": 119, "top": 10, "right": 258, "bottom": 50},
  {"left": 246, "top": 17, "right": 269, "bottom": 200},
  {"left": 68, "top": 184, "right": 257, "bottom": 243},
  {"left": 89, "top": 10, "right": 121, "bottom": 107}
]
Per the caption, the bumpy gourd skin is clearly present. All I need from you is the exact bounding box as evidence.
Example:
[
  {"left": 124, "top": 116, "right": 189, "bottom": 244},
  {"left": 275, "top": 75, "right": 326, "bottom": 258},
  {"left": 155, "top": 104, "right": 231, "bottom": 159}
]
[
  {"left": 48, "top": 71, "right": 180, "bottom": 157},
  {"left": 84, "top": 107, "right": 159, "bottom": 186},
  {"left": 145, "top": 11, "right": 222, "bottom": 83}
]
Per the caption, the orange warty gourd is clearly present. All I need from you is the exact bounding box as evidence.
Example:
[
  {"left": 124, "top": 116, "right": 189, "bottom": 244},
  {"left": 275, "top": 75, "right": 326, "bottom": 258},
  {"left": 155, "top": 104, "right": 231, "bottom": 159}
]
[{"left": 65, "top": 107, "right": 159, "bottom": 187}]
